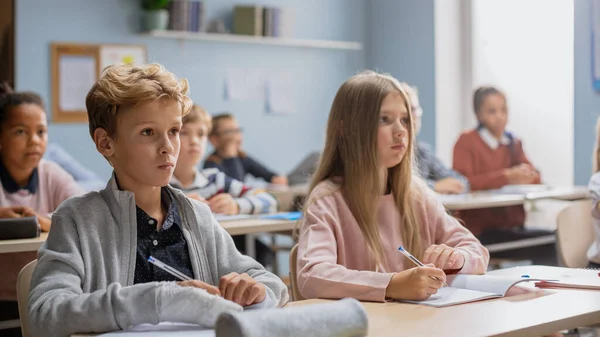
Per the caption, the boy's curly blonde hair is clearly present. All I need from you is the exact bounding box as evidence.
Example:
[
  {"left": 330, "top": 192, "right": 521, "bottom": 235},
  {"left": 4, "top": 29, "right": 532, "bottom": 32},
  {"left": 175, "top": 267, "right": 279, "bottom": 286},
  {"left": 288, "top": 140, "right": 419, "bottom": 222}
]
[{"left": 86, "top": 63, "right": 193, "bottom": 139}]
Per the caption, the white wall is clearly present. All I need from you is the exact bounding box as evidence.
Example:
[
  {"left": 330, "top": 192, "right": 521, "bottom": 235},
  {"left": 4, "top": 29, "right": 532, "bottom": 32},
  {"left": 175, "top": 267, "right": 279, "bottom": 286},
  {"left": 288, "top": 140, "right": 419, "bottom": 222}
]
[
  {"left": 434, "top": 0, "right": 470, "bottom": 166},
  {"left": 470, "top": 0, "right": 574, "bottom": 186}
]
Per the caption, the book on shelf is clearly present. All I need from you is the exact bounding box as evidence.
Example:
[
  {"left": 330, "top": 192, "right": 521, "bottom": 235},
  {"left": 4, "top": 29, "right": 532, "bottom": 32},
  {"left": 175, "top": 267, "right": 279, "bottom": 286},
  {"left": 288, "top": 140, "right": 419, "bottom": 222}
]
[
  {"left": 234, "top": 5, "right": 294, "bottom": 38},
  {"left": 167, "top": 0, "right": 205, "bottom": 33}
]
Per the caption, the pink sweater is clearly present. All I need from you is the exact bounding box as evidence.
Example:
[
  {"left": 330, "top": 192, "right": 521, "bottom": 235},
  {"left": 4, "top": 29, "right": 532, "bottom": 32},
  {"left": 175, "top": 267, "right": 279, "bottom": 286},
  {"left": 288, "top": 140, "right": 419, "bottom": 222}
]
[
  {"left": 0, "top": 160, "right": 84, "bottom": 215},
  {"left": 296, "top": 179, "right": 489, "bottom": 302},
  {"left": 0, "top": 160, "right": 84, "bottom": 300}
]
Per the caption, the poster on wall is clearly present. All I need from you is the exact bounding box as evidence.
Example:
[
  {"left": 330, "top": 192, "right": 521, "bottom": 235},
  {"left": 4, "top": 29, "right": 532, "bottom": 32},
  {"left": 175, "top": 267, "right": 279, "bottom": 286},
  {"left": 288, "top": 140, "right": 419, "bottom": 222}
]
[
  {"left": 100, "top": 45, "right": 147, "bottom": 70},
  {"left": 593, "top": 0, "right": 600, "bottom": 91}
]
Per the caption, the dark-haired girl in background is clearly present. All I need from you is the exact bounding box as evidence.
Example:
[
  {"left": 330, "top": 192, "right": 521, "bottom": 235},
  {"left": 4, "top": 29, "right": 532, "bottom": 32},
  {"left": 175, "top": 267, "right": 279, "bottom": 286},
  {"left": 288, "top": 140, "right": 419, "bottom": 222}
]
[{"left": 0, "top": 83, "right": 84, "bottom": 337}]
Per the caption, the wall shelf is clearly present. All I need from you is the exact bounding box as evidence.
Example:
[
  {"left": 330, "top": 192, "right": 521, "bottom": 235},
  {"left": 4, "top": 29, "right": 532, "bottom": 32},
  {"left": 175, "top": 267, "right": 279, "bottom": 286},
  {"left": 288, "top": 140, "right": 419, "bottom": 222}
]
[{"left": 140, "top": 30, "right": 363, "bottom": 50}]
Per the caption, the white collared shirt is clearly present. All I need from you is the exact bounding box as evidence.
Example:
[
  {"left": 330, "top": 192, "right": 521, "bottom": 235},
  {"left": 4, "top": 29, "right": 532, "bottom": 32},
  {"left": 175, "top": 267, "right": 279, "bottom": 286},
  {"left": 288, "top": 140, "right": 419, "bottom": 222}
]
[
  {"left": 170, "top": 170, "right": 208, "bottom": 190},
  {"left": 478, "top": 127, "right": 510, "bottom": 150}
]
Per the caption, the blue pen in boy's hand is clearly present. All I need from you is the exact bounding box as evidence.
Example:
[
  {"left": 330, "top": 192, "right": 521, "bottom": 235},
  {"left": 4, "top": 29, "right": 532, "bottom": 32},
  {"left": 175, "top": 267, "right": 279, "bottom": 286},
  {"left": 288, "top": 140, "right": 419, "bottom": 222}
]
[
  {"left": 148, "top": 256, "right": 192, "bottom": 281},
  {"left": 398, "top": 246, "right": 449, "bottom": 287}
]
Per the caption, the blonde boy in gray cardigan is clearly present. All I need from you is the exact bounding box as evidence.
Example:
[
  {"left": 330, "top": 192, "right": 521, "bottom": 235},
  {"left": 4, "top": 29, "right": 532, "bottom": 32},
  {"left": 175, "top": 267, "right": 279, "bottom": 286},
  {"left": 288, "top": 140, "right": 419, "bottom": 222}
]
[{"left": 27, "top": 64, "right": 288, "bottom": 337}]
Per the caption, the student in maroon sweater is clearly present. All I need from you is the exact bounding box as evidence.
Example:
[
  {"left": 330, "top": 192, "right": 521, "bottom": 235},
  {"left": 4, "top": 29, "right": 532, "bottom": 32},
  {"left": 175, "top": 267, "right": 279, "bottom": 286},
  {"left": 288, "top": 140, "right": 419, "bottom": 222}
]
[{"left": 452, "top": 86, "right": 541, "bottom": 237}]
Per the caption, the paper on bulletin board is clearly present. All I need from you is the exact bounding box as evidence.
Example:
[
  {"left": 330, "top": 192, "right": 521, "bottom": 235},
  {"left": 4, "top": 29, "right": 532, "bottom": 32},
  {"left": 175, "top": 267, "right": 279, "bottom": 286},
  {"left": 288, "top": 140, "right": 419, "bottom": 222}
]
[
  {"left": 59, "top": 55, "right": 97, "bottom": 112},
  {"left": 593, "top": 0, "right": 600, "bottom": 91},
  {"left": 224, "top": 68, "right": 266, "bottom": 101},
  {"left": 100, "top": 45, "right": 147, "bottom": 70},
  {"left": 266, "top": 71, "right": 296, "bottom": 115}
]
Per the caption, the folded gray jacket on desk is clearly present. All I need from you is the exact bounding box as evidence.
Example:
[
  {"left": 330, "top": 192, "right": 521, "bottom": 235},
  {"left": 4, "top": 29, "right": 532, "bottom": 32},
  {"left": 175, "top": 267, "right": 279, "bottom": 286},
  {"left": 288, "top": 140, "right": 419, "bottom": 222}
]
[{"left": 215, "top": 298, "right": 368, "bottom": 337}]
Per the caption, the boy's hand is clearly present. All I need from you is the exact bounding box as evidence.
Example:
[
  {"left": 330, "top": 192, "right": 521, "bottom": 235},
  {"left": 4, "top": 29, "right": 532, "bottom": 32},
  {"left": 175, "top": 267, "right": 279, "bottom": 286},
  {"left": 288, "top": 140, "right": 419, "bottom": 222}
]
[
  {"left": 433, "top": 178, "right": 465, "bottom": 194},
  {"left": 21, "top": 207, "right": 37, "bottom": 217},
  {"left": 208, "top": 194, "right": 239, "bottom": 215},
  {"left": 505, "top": 164, "right": 538, "bottom": 184},
  {"left": 0, "top": 207, "right": 22, "bottom": 218},
  {"left": 219, "top": 272, "right": 267, "bottom": 306},
  {"left": 422, "top": 244, "right": 465, "bottom": 270},
  {"left": 271, "top": 175, "right": 288, "bottom": 186},
  {"left": 177, "top": 280, "right": 222, "bottom": 296},
  {"left": 37, "top": 215, "right": 52, "bottom": 232}
]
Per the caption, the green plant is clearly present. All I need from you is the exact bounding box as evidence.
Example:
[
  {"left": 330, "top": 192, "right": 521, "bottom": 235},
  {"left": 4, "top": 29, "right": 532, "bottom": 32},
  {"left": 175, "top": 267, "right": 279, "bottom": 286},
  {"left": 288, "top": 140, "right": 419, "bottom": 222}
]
[{"left": 142, "top": 0, "right": 170, "bottom": 10}]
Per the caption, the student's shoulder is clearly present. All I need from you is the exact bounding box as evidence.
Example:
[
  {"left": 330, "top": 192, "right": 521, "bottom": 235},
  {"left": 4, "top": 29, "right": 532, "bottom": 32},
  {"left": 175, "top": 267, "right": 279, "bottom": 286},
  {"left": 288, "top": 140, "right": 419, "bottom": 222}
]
[
  {"left": 305, "top": 179, "right": 343, "bottom": 208},
  {"left": 169, "top": 187, "right": 214, "bottom": 220},
  {"left": 38, "top": 159, "right": 72, "bottom": 179},
  {"left": 205, "top": 153, "right": 222, "bottom": 165},
  {"left": 199, "top": 167, "right": 222, "bottom": 179},
  {"left": 505, "top": 130, "right": 523, "bottom": 145},
  {"left": 409, "top": 178, "right": 443, "bottom": 216},
  {"left": 51, "top": 188, "right": 107, "bottom": 222}
]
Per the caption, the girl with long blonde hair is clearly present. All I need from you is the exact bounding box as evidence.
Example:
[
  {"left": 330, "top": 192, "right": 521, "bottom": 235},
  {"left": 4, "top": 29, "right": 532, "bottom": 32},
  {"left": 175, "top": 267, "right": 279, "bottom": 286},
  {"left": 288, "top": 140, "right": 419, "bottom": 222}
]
[{"left": 295, "top": 71, "right": 489, "bottom": 302}]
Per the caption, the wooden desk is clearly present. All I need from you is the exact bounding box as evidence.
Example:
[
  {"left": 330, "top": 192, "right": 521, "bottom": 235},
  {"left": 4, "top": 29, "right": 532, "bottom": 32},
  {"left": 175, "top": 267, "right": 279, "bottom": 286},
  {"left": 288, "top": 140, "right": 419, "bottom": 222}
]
[
  {"left": 289, "top": 290, "right": 600, "bottom": 337},
  {"left": 0, "top": 218, "right": 295, "bottom": 255},
  {"left": 439, "top": 186, "right": 591, "bottom": 211},
  {"left": 268, "top": 184, "right": 309, "bottom": 212},
  {"left": 439, "top": 193, "right": 526, "bottom": 211},
  {"left": 220, "top": 218, "right": 296, "bottom": 236},
  {"left": 270, "top": 184, "right": 590, "bottom": 212},
  {"left": 71, "top": 266, "right": 600, "bottom": 337},
  {"left": 73, "top": 289, "right": 600, "bottom": 337},
  {"left": 525, "top": 186, "right": 591, "bottom": 201},
  {"left": 0, "top": 232, "right": 47, "bottom": 254}
]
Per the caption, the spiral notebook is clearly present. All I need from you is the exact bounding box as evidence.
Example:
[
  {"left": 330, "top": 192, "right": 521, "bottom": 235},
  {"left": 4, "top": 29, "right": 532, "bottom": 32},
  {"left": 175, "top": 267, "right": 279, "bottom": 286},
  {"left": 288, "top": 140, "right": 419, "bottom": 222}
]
[{"left": 400, "top": 274, "right": 550, "bottom": 307}]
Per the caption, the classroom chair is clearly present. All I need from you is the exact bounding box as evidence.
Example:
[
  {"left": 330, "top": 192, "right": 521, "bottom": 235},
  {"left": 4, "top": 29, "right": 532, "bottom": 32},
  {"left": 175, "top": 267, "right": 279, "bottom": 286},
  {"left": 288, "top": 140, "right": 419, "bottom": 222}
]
[
  {"left": 289, "top": 244, "right": 304, "bottom": 301},
  {"left": 17, "top": 260, "right": 36, "bottom": 337},
  {"left": 556, "top": 199, "right": 594, "bottom": 268}
]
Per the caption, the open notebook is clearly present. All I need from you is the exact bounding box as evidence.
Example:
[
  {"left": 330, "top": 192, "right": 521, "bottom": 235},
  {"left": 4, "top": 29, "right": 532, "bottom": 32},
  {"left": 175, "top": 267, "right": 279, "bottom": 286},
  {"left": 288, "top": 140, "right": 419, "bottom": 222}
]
[{"left": 400, "top": 274, "right": 550, "bottom": 307}]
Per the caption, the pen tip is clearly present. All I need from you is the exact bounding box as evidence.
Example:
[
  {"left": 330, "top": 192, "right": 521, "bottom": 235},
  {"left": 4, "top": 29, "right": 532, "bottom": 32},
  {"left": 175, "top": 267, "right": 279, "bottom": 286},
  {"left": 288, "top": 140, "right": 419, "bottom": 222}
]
[{"left": 398, "top": 246, "right": 404, "bottom": 251}]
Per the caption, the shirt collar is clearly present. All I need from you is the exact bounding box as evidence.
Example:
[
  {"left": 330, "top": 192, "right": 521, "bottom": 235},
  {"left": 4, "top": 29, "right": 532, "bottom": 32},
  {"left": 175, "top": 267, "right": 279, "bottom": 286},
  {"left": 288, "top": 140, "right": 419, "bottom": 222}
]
[
  {"left": 171, "top": 170, "right": 208, "bottom": 190},
  {"left": 478, "top": 127, "right": 510, "bottom": 150},
  {"left": 161, "top": 188, "right": 182, "bottom": 230},
  {"left": 0, "top": 160, "right": 39, "bottom": 194},
  {"left": 136, "top": 187, "right": 182, "bottom": 231}
]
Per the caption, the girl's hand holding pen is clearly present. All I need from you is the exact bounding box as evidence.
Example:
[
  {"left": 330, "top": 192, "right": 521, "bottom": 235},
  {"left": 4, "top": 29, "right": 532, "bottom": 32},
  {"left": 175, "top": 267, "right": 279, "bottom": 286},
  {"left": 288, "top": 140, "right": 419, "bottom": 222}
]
[
  {"left": 385, "top": 265, "right": 447, "bottom": 301},
  {"left": 422, "top": 244, "right": 465, "bottom": 271}
]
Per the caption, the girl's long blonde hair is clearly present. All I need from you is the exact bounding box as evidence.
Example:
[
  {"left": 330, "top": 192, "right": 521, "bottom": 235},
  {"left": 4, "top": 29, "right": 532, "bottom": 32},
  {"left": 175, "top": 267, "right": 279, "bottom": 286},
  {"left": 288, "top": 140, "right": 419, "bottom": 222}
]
[{"left": 301, "top": 70, "right": 423, "bottom": 270}]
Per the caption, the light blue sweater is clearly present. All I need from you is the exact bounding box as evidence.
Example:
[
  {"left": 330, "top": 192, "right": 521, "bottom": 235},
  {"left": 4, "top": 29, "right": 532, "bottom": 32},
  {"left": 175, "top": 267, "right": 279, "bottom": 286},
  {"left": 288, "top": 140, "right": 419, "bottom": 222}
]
[{"left": 27, "top": 175, "right": 289, "bottom": 337}]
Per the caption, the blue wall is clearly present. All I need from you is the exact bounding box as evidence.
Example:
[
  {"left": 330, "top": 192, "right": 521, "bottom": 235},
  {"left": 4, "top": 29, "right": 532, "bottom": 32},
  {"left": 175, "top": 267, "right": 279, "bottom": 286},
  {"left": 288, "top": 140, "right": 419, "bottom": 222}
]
[
  {"left": 367, "top": 0, "right": 436, "bottom": 148},
  {"left": 574, "top": 0, "right": 600, "bottom": 185},
  {"left": 15, "top": 0, "right": 366, "bottom": 180}
]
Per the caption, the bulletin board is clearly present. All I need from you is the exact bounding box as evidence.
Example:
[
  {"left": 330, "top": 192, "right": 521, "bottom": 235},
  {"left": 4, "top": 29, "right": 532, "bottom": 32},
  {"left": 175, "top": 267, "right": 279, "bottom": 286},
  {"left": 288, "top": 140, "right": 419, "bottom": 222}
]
[{"left": 50, "top": 43, "right": 147, "bottom": 123}]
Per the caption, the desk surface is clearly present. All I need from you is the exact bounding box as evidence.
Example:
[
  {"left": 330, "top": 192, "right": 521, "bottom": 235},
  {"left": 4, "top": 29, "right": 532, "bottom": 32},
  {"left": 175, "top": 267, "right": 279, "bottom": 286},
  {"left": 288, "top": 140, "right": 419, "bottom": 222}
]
[
  {"left": 441, "top": 185, "right": 590, "bottom": 211},
  {"left": 0, "top": 217, "right": 296, "bottom": 254},
  {"left": 69, "top": 266, "right": 600, "bottom": 337},
  {"left": 270, "top": 185, "right": 590, "bottom": 212},
  {"left": 289, "top": 265, "right": 600, "bottom": 337},
  {"left": 439, "top": 193, "right": 526, "bottom": 211},
  {"left": 0, "top": 232, "right": 47, "bottom": 254},
  {"left": 219, "top": 217, "right": 295, "bottom": 236}
]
